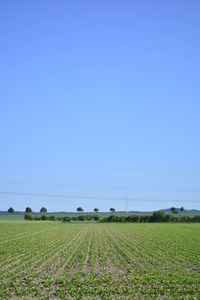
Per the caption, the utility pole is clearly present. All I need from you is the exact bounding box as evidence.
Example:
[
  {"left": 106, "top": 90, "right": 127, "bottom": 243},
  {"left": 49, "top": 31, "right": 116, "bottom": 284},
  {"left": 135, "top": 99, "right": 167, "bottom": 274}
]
[{"left": 125, "top": 197, "right": 128, "bottom": 214}]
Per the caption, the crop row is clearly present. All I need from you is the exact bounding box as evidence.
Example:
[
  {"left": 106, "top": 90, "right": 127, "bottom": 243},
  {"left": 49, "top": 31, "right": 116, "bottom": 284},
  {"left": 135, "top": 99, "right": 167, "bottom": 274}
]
[{"left": 0, "top": 222, "right": 199, "bottom": 299}]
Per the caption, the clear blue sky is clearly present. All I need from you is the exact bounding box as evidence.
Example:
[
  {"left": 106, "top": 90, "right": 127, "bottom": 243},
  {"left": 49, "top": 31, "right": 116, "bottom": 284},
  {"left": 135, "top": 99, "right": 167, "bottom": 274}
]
[{"left": 0, "top": 0, "right": 200, "bottom": 212}]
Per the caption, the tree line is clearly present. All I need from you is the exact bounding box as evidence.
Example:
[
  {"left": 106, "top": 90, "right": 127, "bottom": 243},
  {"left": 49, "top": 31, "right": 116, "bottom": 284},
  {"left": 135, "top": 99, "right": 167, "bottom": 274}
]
[
  {"left": 100, "top": 211, "right": 200, "bottom": 223},
  {"left": 8, "top": 207, "right": 47, "bottom": 214},
  {"left": 7, "top": 206, "right": 186, "bottom": 214},
  {"left": 24, "top": 213, "right": 100, "bottom": 221},
  {"left": 8, "top": 206, "right": 116, "bottom": 214},
  {"left": 23, "top": 211, "right": 200, "bottom": 223},
  {"left": 7, "top": 206, "right": 200, "bottom": 223}
]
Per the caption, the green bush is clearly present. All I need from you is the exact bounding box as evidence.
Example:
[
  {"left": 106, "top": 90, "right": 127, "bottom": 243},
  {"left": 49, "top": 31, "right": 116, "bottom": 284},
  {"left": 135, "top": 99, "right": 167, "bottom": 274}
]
[
  {"left": 24, "top": 213, "right": 33, "bottom": 221},
  {"left": 151, "top": 211, "right": 166, "bottom": 222},
  {"left": 192, "top": 215, "right": 200, "bottom": 222},
  {"left": 49, "top": 215, "right": 56, "bottom": 221},
  {"left": 92, "top": 214, "right": 100, "bottom": 221},
  {"left": 41, "top": 215, "right": 48, "bottom": 221},
  {"left": 63, "top": 216, "right": 71, "bottom": 222},
  {"left": 78, "top": 215, "right": 85, "bottom": 221},
  {"left": 100, "top": 213, "right": 200, "bottom": 223},
  {"left": 126, "top": 215, "right": 139, "bottom": 222}
]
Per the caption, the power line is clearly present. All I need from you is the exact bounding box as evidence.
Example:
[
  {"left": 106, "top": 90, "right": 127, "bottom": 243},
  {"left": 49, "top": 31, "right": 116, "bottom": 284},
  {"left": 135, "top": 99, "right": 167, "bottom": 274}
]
[
  {"left": 0, "top": 180, "right": 200, "bottom": 192},
  {"left": 0, "top": 162, "right": 200, "bottom": 172},
  {"left": 0, "top": 191, "right": 123, "bottom": 201},
  {"left": 0, "top": 191, "right": 199, "bottom": 203}
]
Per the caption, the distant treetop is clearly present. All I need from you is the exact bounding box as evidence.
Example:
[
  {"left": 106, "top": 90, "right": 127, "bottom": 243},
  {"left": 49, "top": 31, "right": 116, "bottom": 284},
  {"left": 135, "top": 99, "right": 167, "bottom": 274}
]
[
  {"left": 110, "top": 208, "right": 116, "bottom": 212},
  {"left": 8, "top": 207, "right": 14, "bottom": 213},
  {"left": 77, "top": 207, "right": 84, "bottom": 212},
  {"left": 40, "top": 207, "right": 47, "bottom": 214},
  {"left": 171, "top": 207, "right": 178, "bottom": 214},
  {"left": 25, "top": 207, "right": 32, "bottom": 213}
]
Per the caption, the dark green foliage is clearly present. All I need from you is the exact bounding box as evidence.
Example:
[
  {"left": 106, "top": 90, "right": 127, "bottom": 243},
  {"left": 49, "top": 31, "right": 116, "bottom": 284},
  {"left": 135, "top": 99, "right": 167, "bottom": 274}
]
[
  {"left": 77, "top": 207, "right": 84, "bottom": 212},
  {"left": 49, "top": 215, "right": 56, "bottom": 221},
  {"left": 139, "top": 215, "right": 151, "bottom": 223},
  {"left": 101, "top": 215, "right": 125, "bottom": 223},
  {"left": 171, "top": 207, "right": 178, "bottom": 214},
  {"left": 110, "top": 208, "right": 116, "bottom": 212},
  {"left": 126, "top": 215, "right": 140, "bottom": 222},
  {"left": 40, "top": 207, "right": 47, "bottom": 214},
  {"left": 85, "top": 214, "right": 93, "bottom": 220},
  {"left": 25, "top": 207, "right": 32, "bottom": 213},
  {"left": 192, "top": 215, "right": 200, "bottom": 222},
  {"left": 8, "top": 207, "right": 14, "bottom": 213},
  {"left": 34, "top": 215, "right": 41, "bottom": 221},
  {"left": 41, "top": 215, "right": 48, "bottom": 221},
  {"left": 151, "top": 210, "right": 166, "bottom": 222},
  {"left": 56, "top": 216, "right": 63, "bottom": 221},
  {"left": 92, "top": 214, "right": 100, "bottom": 221},
  {"left": 108, "top": 215, "right": 121, "bottom": 222},
  {"left": 78, "top": 215, "right": 86, "bottom": 221},
  {"left": 24, "top": 213, "right": 33, "bottom": 221},
  {"left": 101, "top": 212, "right": 200, "bottom": 223},
  {"left": 94, "top": 208, "right": 99, "bottom": 212},
  {"left": 63, "top": 216, "right": 71, "bottom": 222},
  {"left": 78, "top": 214, "right": 99, "bottom": 221},
  {"left": 62, "top": 214, "right": 100, "bottom": 222}
]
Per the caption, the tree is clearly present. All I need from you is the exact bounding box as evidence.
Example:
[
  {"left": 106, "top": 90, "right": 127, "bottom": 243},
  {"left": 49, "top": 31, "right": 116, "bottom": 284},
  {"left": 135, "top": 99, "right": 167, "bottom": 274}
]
[
  {"left": 77, "top": 207, "right": 84, "bottom": 212},
  {"left": 40, "top": 207, "right": 47, "bottom": 214},
  {"left": 94, "top": 208, "right": 99, "bottom": 213},
  {"left": 25, "top": 207, "right": 32, "bottom": 213},
  {"left": 110, "top": 208, "right": 116, "bottom": 213},
  {"left": 171, "top": 207, "right": 178, "bottom": 214},
  {"left": 8, "top": 207, "right": 14, "bottom": 213},
  {"left": 180, "top": 206, "right": 184, "bottom": 212}
]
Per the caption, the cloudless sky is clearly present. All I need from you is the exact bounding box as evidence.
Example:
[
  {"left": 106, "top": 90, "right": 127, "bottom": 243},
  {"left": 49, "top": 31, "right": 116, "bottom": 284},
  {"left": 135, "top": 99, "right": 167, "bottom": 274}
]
[{"left": 0, "top": 0, "right": 200, "bottom": 212}]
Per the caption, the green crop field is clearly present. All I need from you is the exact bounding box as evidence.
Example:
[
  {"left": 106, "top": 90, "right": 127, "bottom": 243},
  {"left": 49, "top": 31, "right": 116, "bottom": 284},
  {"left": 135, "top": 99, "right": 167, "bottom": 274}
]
[{"left": 0, "top": 222, "right": 199, "bottom": 299}]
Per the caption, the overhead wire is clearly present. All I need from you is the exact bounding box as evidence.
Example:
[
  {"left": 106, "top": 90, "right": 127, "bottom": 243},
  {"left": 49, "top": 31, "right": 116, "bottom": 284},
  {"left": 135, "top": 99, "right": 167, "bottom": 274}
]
[
  {"left": 0, "top": 179, "right": 200, "bottom": 192},
  {"left": 0, "top": 191, "right": 199, "bottom": 203},
  {"left": 0, "top": 162, "right": 200, "bottom": 172}
]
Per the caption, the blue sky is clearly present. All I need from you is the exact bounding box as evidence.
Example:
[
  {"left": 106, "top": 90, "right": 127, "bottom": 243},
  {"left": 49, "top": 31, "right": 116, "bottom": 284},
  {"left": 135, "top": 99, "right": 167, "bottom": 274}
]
[{"left": 0, "top": 0, "right": 200, "bottom": 212}]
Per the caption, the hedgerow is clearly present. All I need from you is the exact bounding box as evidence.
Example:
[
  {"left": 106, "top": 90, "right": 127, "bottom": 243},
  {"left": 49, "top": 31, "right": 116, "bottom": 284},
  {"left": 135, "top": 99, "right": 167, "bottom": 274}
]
[{"left": 100, "top": 211, "right": 200, "bottom": 223}]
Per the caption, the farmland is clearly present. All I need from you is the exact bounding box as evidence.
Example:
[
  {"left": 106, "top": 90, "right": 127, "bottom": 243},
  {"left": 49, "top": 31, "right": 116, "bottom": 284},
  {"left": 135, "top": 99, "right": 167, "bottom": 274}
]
[{"left": 0, "top": 222, "right": 200, "bottom": 299}]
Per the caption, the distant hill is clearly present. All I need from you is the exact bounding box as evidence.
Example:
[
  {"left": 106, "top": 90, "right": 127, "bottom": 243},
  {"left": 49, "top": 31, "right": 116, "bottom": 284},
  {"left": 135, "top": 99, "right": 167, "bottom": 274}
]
[{"left": 161, "top": 208, "right": 200, "bottom": 214}]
